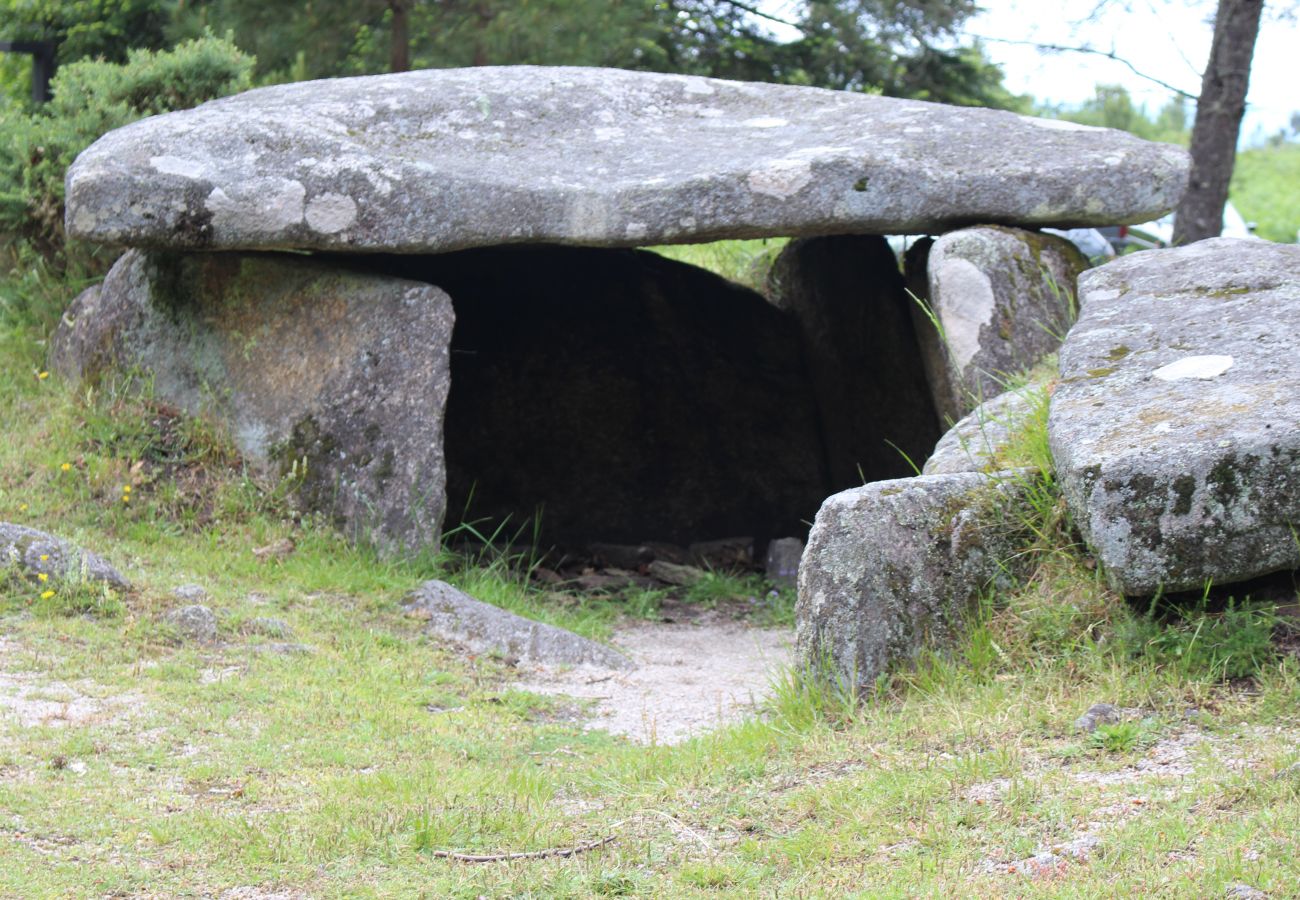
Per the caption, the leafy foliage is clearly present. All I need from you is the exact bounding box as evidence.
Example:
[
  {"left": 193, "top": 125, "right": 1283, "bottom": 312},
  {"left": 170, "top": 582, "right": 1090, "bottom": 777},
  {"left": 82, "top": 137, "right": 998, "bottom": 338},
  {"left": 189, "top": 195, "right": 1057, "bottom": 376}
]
[{"left": 0, "top": 34, "right": 252, "bottom": 264}]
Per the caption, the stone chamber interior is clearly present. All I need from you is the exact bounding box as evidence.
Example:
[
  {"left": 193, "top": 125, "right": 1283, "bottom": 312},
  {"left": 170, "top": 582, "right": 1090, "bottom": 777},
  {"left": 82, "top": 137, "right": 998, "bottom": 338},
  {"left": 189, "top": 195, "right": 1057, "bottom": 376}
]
[{"left": 359, "top": 237, "right": 942, "bottom": 557}]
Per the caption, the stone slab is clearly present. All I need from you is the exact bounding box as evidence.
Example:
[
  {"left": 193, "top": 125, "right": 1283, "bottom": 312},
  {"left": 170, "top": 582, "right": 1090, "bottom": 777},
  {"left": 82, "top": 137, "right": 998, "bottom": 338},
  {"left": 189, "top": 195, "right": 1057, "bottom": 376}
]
[
  {"left": 1049, "top": 238, "right": 1300, "bottom": 595},
  {"left": 50, "top": 250, "right": 453, "bottom": 556},
  {"left": 796, "top": 470, "right": 1034, "bottom": 689},
  {"left": 404, "top": 580, "right": 633, "bottom": 670},
  {"left": 908, "top": 225, "right": 1086, "bottom": 424},
  {"left": 66, "top": 66, "right": 1188, "bottom": 253}
]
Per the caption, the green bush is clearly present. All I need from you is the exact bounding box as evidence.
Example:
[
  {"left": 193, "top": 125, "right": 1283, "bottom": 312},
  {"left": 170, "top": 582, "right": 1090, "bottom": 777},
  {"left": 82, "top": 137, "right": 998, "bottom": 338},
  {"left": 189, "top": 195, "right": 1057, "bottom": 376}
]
[
  {"left": 1118, "top": 593, "right": 1281, "bottom": 680},
  {"left": 0, "top": 34, "right": 253, "bottom": 264}
]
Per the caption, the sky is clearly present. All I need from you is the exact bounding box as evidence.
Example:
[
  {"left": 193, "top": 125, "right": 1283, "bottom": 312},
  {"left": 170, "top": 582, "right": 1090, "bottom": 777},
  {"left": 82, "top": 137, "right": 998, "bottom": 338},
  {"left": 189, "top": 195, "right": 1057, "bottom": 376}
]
[{"left": 760, "top": 0, "right": 1299, "bottom": 145}]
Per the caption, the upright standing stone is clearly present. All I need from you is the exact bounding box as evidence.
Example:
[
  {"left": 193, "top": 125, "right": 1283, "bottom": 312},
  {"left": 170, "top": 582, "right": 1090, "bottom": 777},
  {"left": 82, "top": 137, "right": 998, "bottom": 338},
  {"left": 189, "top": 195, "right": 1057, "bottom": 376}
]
[
  {"left": 50, "top": 250, "right": 454, "bottom": 555},
  {"left": 1050, "top": 238, "right": 1300, "bottom": 595},
  {"left": 907, "top": 226, "right": 1086, "bottom": 425},
  {"left": 767, "top": 235, "right": 940, "bottom": 490}
]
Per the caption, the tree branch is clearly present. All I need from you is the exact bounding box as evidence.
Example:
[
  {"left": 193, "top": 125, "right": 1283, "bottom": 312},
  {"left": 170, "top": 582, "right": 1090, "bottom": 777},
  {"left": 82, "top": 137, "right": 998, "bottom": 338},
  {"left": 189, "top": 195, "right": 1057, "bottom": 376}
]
[{"left": 965, "top": 32, "right": 1199, "bottom": 99}]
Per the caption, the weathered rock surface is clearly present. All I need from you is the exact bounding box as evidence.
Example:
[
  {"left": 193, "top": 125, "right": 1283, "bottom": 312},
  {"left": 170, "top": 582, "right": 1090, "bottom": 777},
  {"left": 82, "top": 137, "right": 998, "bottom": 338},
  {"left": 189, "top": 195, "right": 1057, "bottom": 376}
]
[
  {"left": 50, "top": 249, "right": 454, "bottom": 555},
  {"left": 907, "top": 226, "right": 1086, "bottom": 424},
  {"left": 0, "top": 522, "right": 130, "bottom": 591},
  {"left": 380, "top": 245, "right": 829, "bottom": 548},
  {"left": 764, "top": 537, "right": 804, "bottom": 589},
  {"left": 1050, "top": 238, "right": 1300, "bottom": 595},
  {"left": 165, "top": 604, "right": 218, "bottom": 643},
  {"left": 923, "top": 388, "right": 1039, "bottom": 475},
  {"left": 66, "top": 67, "right": 1188, "bottom": 254},
  {"left": 767, "top": 235, "right": 940, "bottom": 490},
  {"left": 404, "top": 580, "right": 633, "bottom": 670},
  {"left": 797, "top": 471, "right": 1034, "bottom": 688}
]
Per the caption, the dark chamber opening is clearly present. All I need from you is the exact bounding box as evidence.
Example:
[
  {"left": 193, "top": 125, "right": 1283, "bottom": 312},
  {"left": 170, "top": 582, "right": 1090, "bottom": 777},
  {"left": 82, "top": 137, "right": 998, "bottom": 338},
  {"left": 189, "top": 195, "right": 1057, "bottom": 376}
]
[{"left": 368, "top": 239, "right": 939, "bottom": 553}]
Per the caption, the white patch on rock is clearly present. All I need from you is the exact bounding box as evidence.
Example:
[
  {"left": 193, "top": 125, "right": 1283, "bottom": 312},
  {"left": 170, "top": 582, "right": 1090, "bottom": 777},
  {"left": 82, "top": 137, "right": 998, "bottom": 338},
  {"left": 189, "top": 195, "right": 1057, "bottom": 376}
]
[
  {"left": 594, "top": 127, "right": 624, "bottom": 141},
  {"left": 934, "top": 257, "right": 997, "bottom": 372},
  {"left": 624, "top": 222, "right": 648, "bottom": 240},
  {"left": 682, "top": 79, "right": 714, "bottom": 95},
  {"left": 1153, "top": 355, "right": 1234, "bottom": 381},
  {"left": 304, "top": 193, "right": 358, "bottom": 234},
  {"left": 743, "top": 116, "right": 789, "bottom": 128},
  {"left": 205, "top": 179, "right": 306, "bottom": 234},
  {"left": 747, "top": 159, "right": 813, "bottom": 198},
  {"left": 149, "top": 156, "right": 207, "bottom": 179}
]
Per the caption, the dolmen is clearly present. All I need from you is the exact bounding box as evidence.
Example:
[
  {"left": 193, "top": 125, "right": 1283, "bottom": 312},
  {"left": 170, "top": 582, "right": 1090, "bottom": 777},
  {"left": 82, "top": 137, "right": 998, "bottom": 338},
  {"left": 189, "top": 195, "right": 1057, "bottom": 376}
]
[
  {"left": 55, "top": 66, "right": 1190, "bottom": 573},
  {"left": 799, "top": 238, "right": 1300, "bottom": 689}
]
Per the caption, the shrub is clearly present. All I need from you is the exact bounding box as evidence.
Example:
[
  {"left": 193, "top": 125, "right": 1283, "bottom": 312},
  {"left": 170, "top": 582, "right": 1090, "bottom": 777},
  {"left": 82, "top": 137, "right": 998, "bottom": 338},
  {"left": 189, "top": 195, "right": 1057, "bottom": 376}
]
[{"left": 0, "top": 34, "right": 253, "bottom": 265}]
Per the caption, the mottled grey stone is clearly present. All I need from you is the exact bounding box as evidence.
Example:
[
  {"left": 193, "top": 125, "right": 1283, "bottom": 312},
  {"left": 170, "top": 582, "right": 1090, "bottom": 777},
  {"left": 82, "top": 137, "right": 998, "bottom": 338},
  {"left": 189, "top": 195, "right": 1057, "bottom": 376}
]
[
  {"left": 1074, "top": 702, "right": 1121, "bottom": 733},
  {"left": 766, "top": 235, "right": 940, "bottom": 491},
  {"left": 923, "top": 388, "right": 1039, "bottom": 475},
  {"left": 0, "top": 522, "right": 130, "bottom": 591},
  {"left": 165, "top": 604, "right": 218, "bottom": 643},
  {"left": 907, "top": 226, "right": 1086, "bottom": 423},
  {"left": 1049, "top": 238, "right": 1300, "bottom": 596},
  {"left": 764, "top": 537, "right": 804, "bottom": 589},
  {"left": 50, "top": 249, "right": 454, "bottom": 556},
  {"left": 66, "top": 67, "right": 1187, "bottom": 253},
  {"left": 796, "top": 470, "right": 1035, "bottom": 689},
  {"left": 404, "top": 580, "right": 633, "bottom": 670}
]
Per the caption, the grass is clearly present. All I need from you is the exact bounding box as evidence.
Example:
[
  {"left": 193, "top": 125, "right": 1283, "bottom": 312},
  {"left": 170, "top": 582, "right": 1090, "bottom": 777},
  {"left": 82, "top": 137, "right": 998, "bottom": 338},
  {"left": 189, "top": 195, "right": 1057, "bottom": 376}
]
[
  {"left": 646, "top": 238, "right": 787, "bottom": 291},
  {"left": 1232, "top": 142, "right": 1300, "bottom": 244},
  {"left": 1, "top": 246, "right": 1299, "bottom": 897}
]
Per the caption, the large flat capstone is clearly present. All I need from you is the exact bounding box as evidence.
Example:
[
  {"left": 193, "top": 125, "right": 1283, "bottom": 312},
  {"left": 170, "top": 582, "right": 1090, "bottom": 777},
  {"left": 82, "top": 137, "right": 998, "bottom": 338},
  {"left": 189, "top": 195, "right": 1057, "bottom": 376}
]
[
  {"left": 1049, "top": 238, "right": 1300, "bottom": 596},
  {"left": 65, "top": 66, "right": 1188, "bottom": 253}
]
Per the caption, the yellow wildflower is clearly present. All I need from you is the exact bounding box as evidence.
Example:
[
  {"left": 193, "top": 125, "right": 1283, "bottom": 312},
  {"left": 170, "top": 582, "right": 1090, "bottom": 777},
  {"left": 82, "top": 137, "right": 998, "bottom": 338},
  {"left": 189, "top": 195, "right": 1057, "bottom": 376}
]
[
  {"left": 121, "top": 494, "right": 130, "bottom": 504},
  {"left": 60, "top": 463, "right": 71, "bottom": 472},
  {"left": 40, "top": 590, "right": 54, "bottom": 600},
  {"left": 37, "top": 573, "right": 48, "bottom": 583},
  {"left": 123, "top": 485, "right": 132, "bottom": 493},
  {"left": 39, "top": 554, "right": 48, "bottom": 561},
  {"left": 18, "top": 503, "right": 27, "bottom": 512},
  {"left": 37, "top": 371, "right": 49, "bottom": 380}
]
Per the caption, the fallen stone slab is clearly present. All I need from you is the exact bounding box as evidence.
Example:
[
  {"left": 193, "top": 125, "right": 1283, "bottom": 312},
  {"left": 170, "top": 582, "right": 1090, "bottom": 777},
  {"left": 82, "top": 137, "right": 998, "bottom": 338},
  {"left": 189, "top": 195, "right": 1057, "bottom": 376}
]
[
  {"left": 1050, "top": 238, "right": 1300, "bottom": 595},
  {"left": 907, "top": 226, "right": 1086, "bottom": 424},
  {"left": 0, "top": 522, "right": 130, "bottom": 591},
  {"left": 65, "top": 66, "right": 1188, "bottom": 254},
  {"left": 923, "top": 388, "right": 1039, "bottom": 476},
  {"left": 50, "top": 249, "right": 454, "bottom": 556},
  {"left": 797, "top": 470, "right": 1035, "bottom": 689},
  {"left": 404, "top": 580, "right": 633, "bottom": 670}
]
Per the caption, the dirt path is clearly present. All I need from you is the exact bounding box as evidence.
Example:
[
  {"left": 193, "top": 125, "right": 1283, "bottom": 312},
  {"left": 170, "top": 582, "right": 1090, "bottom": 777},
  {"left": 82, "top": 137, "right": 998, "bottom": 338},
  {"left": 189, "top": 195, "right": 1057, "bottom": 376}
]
[{"left": 518, "top": 612, "right": 794, "bottom": 744}]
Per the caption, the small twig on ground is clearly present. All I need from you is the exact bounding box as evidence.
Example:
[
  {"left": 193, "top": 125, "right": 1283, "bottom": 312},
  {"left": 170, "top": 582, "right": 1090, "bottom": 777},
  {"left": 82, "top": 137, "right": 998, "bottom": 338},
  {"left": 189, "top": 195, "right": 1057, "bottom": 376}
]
[{"left": 431, "top": 834, "right": 616, "bottom": 863}]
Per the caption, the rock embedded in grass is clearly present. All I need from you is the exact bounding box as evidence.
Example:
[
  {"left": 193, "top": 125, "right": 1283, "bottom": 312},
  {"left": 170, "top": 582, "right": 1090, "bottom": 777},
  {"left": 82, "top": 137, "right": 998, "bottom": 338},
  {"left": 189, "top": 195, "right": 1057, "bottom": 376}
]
[
  {"left": 404, "top": 580, "right": 634, "bottom": 670},
  {"left": 923, "top": 388, "right": 1039, "bottom": 476},
  {"left": 796, "top": 470, "right": 1036, "bottom": 689},
  {"left": 1050, "top": 238, "right": 1300, "bottom": 595},
  {"left": 164, "top": 604, "right": 218, "bottom": 644},
  {"left": 64, "top": 67, "right": 1187, "bottom": 253},
  {"left": 0, "top": 522, "right": 130, "bottom": 591}
]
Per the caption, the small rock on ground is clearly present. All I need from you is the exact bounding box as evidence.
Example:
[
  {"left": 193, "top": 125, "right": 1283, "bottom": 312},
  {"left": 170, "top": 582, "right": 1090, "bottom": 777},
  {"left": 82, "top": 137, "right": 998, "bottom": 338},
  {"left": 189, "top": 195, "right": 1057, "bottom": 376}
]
[{"left": 165, "top": 605, "right": 218, "bottom": 643}]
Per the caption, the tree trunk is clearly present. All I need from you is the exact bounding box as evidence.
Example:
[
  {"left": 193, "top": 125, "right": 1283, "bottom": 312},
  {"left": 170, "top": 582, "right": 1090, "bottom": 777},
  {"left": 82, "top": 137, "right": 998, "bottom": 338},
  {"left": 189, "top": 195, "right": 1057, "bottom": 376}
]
[
  {"left": 390, "top": 0, "right": 411, "bottom": 72},
  {"left": 1172, "top": 0, "right": 1263, "bottom": 245}
]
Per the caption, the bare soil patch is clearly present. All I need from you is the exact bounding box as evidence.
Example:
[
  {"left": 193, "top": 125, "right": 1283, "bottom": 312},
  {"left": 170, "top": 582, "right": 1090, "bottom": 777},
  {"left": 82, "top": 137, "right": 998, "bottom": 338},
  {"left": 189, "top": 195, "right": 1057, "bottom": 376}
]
[{"left": 518, "top": 609, "right": 793, "bottom": 744}]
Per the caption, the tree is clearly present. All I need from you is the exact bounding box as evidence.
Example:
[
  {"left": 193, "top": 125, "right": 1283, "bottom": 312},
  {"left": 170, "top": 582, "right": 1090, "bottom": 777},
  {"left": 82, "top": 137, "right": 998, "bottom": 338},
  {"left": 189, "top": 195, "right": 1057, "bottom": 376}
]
[{"left": 1173, "top": 0, "right": 1265, "bottom": 244}]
